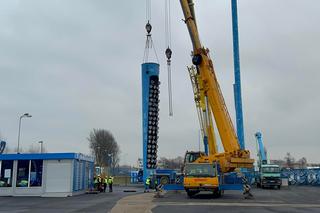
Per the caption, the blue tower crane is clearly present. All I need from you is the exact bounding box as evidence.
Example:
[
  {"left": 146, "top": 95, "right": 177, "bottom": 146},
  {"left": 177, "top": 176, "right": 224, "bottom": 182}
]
[{"left": 231, "top": 0, "right": 245, "bottom": 150}]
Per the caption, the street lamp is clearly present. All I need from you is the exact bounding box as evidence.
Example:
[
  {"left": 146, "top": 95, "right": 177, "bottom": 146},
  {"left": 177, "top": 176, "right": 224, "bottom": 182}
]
[
  {"left": 17, "top": 113, "right": 32, "bottom": 154},
  {"left": 38, "top": 141, "right": 43, "bottom": 153}
]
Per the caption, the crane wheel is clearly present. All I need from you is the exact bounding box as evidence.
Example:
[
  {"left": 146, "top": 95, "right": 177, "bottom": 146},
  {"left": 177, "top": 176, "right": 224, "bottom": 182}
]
[
  {"left": 160, "top": 176, "right": 170, "bottom": 185},
  {"left": 186, "top": 190, "right": 199, "bottom": 198},
  {"left": 213, "top": 189, "right": 222, "bottom": 198}
]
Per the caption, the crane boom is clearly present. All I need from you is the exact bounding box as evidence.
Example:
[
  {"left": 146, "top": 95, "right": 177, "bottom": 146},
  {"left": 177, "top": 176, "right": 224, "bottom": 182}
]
[
  {"left": 181, "top": 0, "right": 238, "bottom": 152},
  {"left": 180, "top": 0, "right": 201, "bottom": 51},
  {"left": 255, "top": 132, "right": 267, "bottom": 166},
  {"left": 180, "top": 0, "right": 253, "bottom": 172}
]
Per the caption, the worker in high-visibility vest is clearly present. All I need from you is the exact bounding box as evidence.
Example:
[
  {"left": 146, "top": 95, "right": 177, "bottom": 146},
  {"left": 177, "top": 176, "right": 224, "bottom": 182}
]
[
  {"left": 107, "top": 176, "right": 113, "bottom": 192},
  {"left": 144, "top": 177, "right": 151, "bottom": 192},
  {"left": 97, "top": 175, "right": 103, "bottom": 192},
  {"left": 103, "top": 176, "right": 107, "bottom": 193},
  {"left": 154, "top": 178, "right": 159, "bottom": 191},
  {"left": 94, "top": 177, "right": 99, "bottom": 190}
]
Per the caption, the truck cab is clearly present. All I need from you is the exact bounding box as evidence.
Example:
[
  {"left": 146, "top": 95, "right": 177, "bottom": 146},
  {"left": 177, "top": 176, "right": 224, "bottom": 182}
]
[
  {"left": 183, "top": 161, "right": 221, "bottom": 197},
  {"left": 257, "top": 164, "right": 281, "bottom": 189}
]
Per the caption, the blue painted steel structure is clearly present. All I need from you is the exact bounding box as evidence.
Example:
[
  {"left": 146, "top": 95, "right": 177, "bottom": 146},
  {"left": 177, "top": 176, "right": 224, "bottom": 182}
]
[
  {"left": 162, "top": 170, "right": 254, "bottom": 191},
  {"left": 163, "top": 184, "right": 184, "bottom": 190},
  {"left": 130, "top": 168, "right": 180, "bottom": 185},
  {"left": 154, "top": 169, "right": 180, "bottom": 184},
  {"left": 141, "top": 62, "right": 160, "bottom": 183},
  {"left": 231, "top": 0, "right": 245, "bottom": 150},
  {"left": 255, "top": 132, "right": 267, "bottom": 165},
  {"left": 0, "top": 152, "right": 94, "bottom": 161},
  {"left": 219, "top": 172, "right": 243, "bottom": 190},
  {"left": 282, "top": 169, "right": 320, "bottom": 186},
  {"left": 73, "top": 158, "right": 92, "bottom": 192}
]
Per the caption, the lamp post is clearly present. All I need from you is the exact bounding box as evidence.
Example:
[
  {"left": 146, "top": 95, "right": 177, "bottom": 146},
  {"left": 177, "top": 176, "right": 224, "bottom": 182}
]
[
  {"left": 38, "top": 141, "right": 43, "bottom": 153},
  {"left": 17, "top": 113, "right": 32, "bottom": 154}
]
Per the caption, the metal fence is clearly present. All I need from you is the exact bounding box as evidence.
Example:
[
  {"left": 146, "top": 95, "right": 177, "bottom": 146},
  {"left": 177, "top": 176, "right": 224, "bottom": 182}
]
[{"left": 281, "top": 169, "right": 320, "bottom": 185}]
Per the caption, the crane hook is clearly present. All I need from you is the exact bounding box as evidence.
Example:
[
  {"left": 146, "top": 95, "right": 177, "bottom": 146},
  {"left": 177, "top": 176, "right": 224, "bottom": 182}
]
[
  {"left": 165, "top": 47, "right": 172, "bottom": 61},
  {"left": 146, "top": 21, "right": 152, "bottom": 35}
]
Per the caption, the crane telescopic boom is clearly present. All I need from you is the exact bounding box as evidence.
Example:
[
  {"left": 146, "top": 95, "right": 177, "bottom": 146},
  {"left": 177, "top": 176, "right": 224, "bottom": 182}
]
[
  {"left": 180, "top": 0, "right": 253, "bottom": 172},
  {"left": 255, "top": 132, "right": 267, "bottom": 167}
]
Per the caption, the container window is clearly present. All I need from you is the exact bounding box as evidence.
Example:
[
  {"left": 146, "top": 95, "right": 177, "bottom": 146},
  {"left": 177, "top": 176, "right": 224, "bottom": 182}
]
[
  {"left": 0, "top": 160, "right": 14, "bottom": 187},
  {"left": 30, "top": 160, "right": 43, "bottom": 187},
  {"left": 16, "top": 160, "right": 30, "bottom": 187}
]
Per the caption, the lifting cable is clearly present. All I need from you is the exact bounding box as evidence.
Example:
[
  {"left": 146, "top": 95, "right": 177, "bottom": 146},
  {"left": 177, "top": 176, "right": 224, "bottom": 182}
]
[
  {"left": 165, "top": 0, "right": 173, "bottom": 116},
  {"left": 143, "top": 0, "right": 159, "bottom": 63},
  {"left": 146, "top": 0, "right": 151, "bottom": 22}
]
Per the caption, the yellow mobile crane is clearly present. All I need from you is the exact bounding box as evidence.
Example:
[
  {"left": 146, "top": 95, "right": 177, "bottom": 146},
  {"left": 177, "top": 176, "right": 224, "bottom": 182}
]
[{"left": 180, "top": 0, "right": 254, "bottom": 197}]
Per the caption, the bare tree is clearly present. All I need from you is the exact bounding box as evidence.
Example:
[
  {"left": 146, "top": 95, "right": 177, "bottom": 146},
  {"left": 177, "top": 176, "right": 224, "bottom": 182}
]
[
  {"left": 284, "top": 152, "right": 295, "bottom": 168},
  {"left": 158, "top": 156, "right": 184, "bottom": 170},
  {"left": 297, "top": 157, "right": 307, "bottom": 169},
  {"left": 87, "top": 129, "right": 120, "bottom": 173},
  {"left": 270, "top": 159, "right": 285, "bottom": 168},
  {"left": 111, "top": 150, "right": 120, "bottom": 174}
]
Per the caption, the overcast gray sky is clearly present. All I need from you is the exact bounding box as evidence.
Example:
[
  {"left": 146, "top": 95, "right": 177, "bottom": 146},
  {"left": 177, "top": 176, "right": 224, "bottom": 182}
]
[{"left": 1, "top": 0, "right": 319, "bottom": 165}]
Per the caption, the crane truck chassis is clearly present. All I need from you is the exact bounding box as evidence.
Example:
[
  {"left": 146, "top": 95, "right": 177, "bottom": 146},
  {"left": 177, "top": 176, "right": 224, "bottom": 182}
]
[
  {"left": 184, "top": 161, "right": 221, "bottom": 197},
  {"left": 256, "top": 164, "right": 281, "bottom": 189},
  {"left": 183, "top": 151, "right": 253, "bottom": 198},
  {"left": 255, "top": 132, "right": 281, "bottom": 189}
]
